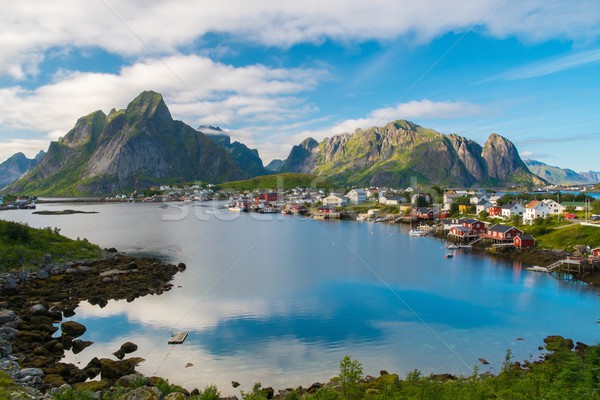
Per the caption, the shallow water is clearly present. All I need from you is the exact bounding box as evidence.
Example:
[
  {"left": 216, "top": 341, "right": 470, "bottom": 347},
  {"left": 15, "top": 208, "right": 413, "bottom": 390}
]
[{"left": 3, "top": 202, "right": 599, "bottom": 394}]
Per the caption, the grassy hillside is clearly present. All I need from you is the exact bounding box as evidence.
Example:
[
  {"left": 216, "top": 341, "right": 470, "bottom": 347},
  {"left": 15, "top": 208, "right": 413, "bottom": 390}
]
[
  {"left": 533, "top": 224, "right": 600, "bottom": 251},
  {"left": 0, "top": 219, "right": 102, "bottom": 271},
  {"left": 220, "top": 173, "right": 339, "bottom": 191}
]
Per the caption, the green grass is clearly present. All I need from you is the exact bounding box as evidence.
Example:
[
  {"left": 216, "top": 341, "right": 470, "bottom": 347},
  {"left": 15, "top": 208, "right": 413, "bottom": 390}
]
[
  {"left": 52, "top": 336, "right": 600, "bottom": 400},
  {"left": 0, "top": 219, "right": 102, "bottom": 272},
  {"left": 533, "top": 224, "right": 600, "bottom": 251},
  {"left": 0, "top": 370, "right": 34, "bottom": 398},
  {"left": 220, "top": 173, "right": 339, "bottom": 191}
]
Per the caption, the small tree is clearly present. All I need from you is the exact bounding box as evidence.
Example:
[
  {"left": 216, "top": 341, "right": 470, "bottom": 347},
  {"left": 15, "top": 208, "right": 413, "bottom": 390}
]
[{"left": 338, "top": 356, "right": 363, "bottom": 400}]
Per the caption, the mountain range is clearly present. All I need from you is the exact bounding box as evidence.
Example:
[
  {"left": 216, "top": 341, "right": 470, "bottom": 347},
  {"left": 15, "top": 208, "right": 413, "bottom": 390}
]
[
  {"left": 6, "top": 91, "right": 264, "bottom": 195},
  {"left": 272, "top": 120, "right": 543, "bottom": 188},
  {"left": 524, "top": 160, "right": 600, "bottom": 186},
  {"left": 0, "top": 151, "right": 45, "bottom": 189},
  {"left": 4, "top": 91, "right": 545, "bottom": 195}
]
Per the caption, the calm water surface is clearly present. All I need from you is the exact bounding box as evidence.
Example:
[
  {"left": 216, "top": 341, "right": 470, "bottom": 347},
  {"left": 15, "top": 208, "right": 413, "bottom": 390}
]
[{"left": 3, "top": 202, "right": 600, "bottom": 394}]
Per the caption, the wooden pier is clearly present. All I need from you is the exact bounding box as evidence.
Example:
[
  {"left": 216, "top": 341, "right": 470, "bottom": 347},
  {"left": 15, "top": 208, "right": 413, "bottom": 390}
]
[
  {"left": 536, "top": 258, "right": 600, "bottom": 280},
  {"left": 168, "top": 332, "right": 188, "bottom": 344}
]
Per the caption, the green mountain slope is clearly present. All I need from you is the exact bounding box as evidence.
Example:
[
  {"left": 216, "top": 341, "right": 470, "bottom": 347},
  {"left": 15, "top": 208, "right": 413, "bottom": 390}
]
[
  {"left": 6, "top": 92, "right": 254, "bottom": 195},
  {"left": 280, "top": 120, "right": 544, "bottom": 187}
]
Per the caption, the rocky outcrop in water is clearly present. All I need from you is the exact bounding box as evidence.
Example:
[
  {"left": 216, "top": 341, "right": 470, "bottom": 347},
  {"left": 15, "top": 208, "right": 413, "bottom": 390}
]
[{"left": 0, "top": 253, "right": 180, "bottom": 393}]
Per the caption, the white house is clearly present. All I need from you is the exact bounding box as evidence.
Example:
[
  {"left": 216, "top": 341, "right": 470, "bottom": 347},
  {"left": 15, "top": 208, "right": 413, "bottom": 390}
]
[
  {"left": 488, "top": 195, "right": 502, "bottom": 205},
  {"left": 379, "top": 195, "right": 406, "bottom": 206},
  {"left": 501, "top": 203, "right": 525, "bottom": 220},
  {"left": 470, "top": 194, "right": 489, "bottom": 205},
  {"left": 443, "top": 192, "right": 465, "bottom": 211},
  {"left": 322, "top": 194, "right": 347, "bottom": 207},
  {"left": 476, "top": 199, "right": 493, "bottom": 215},
  {"left": 347, "top": 189, "right": 367, "bottom": 204},
  {"left": 523, "top": 200, "right": 551, "bottom": 224},
  {"left": 542, "top": 199, "right": 564, "bottom": 215}
]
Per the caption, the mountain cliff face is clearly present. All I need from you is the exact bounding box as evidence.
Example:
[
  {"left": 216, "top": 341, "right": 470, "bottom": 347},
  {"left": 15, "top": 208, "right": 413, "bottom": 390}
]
[
  {"left": 579, "top": 170, "right": 600, "bottom": 184},
  {"left": 0, "top": 151, "right": 45, "bottom": 189},
  {"left": 7, "top": 91, "right": 251, "bottom": 195},
  {"left": 524, "top": 160, "right": 599, "bottom": 185},
  {"left": 265, "top": 159, "right": 284, "bottom": 172},
  {"left": 279, "top": 120, "right": 544, "bottom": 187},
  {"left": 204, "top": 130, "right": 266, "bottom": 177}
]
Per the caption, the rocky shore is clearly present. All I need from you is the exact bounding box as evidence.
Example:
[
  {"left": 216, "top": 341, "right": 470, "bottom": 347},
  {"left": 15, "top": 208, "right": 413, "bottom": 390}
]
[{"left": 0, "top": 251, "right": 184, "bottom": 398}]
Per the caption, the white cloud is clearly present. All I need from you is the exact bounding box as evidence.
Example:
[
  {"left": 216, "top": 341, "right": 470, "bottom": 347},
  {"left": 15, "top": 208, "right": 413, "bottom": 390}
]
[
  {"left": 2, "top": 0, "right": 600, "bottom": 78},
  {"left": 0, "top": 139, "right": 49, "bottom": 164},
  {"left": 0, "top": 55, "right": 325, "bottom": 162},
  {"left": 485, "top": 49, "right": 600, "bottom": 81}
]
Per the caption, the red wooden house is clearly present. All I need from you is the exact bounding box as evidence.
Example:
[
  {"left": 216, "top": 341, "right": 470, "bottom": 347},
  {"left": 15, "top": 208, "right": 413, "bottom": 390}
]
[
  {"left": 461, "top": 219, "right": 487, "bottom": 235},
  {"left": 514, "top": 234, "right": 535, "bottom": 248},
  {"left": 488, "top": 206, "right": 503, "bottom": 218},
  {"left": 449, "top": 226, "right": 478, "bottom": 239},
  {"left": 413, "top": 207, "right": 437, "bottom": 220},
  {"left": 592, "top": 247, "right": 600, "bottom": 257},
  {"left": 485, "top": 225, "right": 523, "bottom": 241},
  {"left": 317, "top": 205, "right": 336, "bottom": 213},
  {"left": 258, "top": 192, "right": 279, "bottom": 202}
]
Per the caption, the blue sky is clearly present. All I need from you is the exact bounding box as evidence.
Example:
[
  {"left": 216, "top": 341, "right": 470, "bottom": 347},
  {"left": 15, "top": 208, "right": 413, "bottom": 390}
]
[{"left": 1, "top": 1, "right": 600, "bottom": 172}]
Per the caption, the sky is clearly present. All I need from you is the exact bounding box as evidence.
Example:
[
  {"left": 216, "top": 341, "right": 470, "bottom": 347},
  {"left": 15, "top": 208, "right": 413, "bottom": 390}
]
[{"left": 1, "top": 0, "right": 600, "bottom": 172}]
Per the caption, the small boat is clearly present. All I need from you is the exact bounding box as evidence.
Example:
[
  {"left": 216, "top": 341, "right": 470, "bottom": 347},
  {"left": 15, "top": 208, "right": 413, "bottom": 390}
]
[
  {"left": 446, "top": 244, "right": 459, "bottom": 250},
  {"left": 409, "top": 229, "right": 427, "bottom": 236},
  {"left": 228, "top": 206, "right": 241, "bottom": 212},
  {"left": 445, "top": 253, "right": 454, "bottom": 258}
]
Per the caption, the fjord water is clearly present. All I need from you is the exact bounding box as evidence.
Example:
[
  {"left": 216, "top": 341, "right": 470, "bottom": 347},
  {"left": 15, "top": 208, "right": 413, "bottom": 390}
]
[{"left": 4, "top": 202, "right": 600, "bottom": 393}]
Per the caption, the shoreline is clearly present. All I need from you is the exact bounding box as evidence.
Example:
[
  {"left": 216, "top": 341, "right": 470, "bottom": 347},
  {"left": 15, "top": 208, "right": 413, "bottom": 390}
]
[
  {"left": 1, "top": 206, "right": 599, "bottom": 397},
  {"left": 0, "top": 251, "right": 184, "bottom": 395}
]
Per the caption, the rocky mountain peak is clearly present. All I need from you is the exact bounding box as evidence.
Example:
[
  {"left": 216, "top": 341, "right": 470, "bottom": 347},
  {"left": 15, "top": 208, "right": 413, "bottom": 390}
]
[
  {"left": 125, "top": 91, "right": 172, "bottom": 124},
  {"left": 300, "top": 137, "right": 319, "bottom": 150},
  {"left": 61, "top": 110, "right": 107, "bottom": 148},
  {"left": 481, "top": 133, "right": 526, "bottom": 180}
]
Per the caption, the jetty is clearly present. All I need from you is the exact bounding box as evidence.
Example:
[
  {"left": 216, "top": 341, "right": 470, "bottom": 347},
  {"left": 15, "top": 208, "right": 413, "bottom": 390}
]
[
  {"left": 530, "top": 257, "right": 600, "bottom": 280},
  {"left": 168, "top": 332, "right": 188, "bottom": 344}
]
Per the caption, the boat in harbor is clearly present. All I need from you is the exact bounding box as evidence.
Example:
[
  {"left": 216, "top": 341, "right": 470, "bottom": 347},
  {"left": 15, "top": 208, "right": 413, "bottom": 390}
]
[
  {"left": 446, "top": 244, "right": 459, "bottom": 250},
  {"left": 445, "top": 252, "right": 454, "bottom": 258},
  {"left": 409, "top": 229, "right": 427, "bottom": 236}
]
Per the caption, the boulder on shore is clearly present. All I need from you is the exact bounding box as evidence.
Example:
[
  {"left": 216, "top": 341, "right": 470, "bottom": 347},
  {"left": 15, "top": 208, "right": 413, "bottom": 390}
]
[{"left": 61, "top": 321, "right": 86, "bottom": 338}]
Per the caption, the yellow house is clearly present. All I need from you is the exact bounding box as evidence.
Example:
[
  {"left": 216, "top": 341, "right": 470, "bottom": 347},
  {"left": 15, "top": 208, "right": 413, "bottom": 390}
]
[
  {"left": 459, "top": 204, "right": 471, "bottom": 214},
  {"left": 399, "top": 204, "right": 412, "bottom": 214}
]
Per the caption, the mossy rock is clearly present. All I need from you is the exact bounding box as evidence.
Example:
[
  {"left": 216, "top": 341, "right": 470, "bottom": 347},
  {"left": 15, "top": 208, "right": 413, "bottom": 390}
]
[
  {"left": 120, "top": 341, "right": 138, "bottom": 354},
  {"left": 544, "top": 335, "right": 574, "bottom": 352},
  {"left": 43, "top": 373, "right": 66, "bottom": 386},
  {"left": 73, "top": 379, "right": 113, "bottom": 392},
  {"left": 100, "top": 357, "right": 145, "bottom": 381},
  {"left": 61, "top": 321, "right": 86, "bottom": 337},
  {"left": 164, "top": 392, "right": 187, "bottom": 400},
  {"left": 121, "top": 386, "right": 162, "bottom": 400}
]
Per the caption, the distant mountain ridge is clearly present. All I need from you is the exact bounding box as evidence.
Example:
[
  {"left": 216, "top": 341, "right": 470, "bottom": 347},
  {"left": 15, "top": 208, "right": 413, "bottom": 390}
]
[
  {"left": 204, "top": 130, "right": 266, "bottom": 177},
  {"left": 278, "top": 120, "right": 543, "bottom": 187},
  {"left": 0, "top": 151, "right": 45, "bottom": 189},
  {"left": 3, "top": 91, "right": 548, "bottom": 195},
  {"left": 6, "top": 91, "right": 259, "bottom": 195},
  {"left": 524, "top": 160, "right": 600, "bottom": 185}
]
